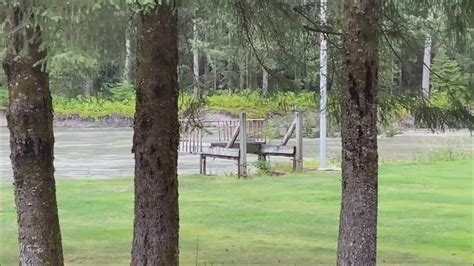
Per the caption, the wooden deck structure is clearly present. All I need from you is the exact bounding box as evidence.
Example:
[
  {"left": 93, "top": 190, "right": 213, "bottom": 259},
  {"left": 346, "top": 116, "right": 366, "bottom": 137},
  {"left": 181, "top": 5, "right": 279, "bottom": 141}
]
[{"left": 179, "top": 112, "right": 303, "bottom": 178}]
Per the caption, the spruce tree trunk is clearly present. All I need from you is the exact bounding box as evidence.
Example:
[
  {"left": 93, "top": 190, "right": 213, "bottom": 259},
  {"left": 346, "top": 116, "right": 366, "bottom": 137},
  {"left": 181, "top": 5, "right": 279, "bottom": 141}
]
[
  {"left": 131, "top": 2, "right": 180, "bottom": 265},
  {"left": 3, "top": 6, "right": 64, "bottom": 265},
  {"left": 337, "top": 0, "right": 380, "bottom": 265}
]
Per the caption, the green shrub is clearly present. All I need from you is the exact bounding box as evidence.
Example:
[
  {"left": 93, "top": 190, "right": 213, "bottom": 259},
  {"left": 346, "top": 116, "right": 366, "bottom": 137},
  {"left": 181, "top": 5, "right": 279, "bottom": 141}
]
[
  {"left": 265, "top": 124, "right": 281, "bottom": 139},
  {"left": 254, "top": 159, "right": 272, "bottom": 175},
  {"left": 206, "top": 90, "right": 317, "bottom": 118},
  {"left": 53, "top": 96, "right": 135, "bottom": 120},
  {"left": 106, "top": 83, "right": 135, "bottom": 102}
]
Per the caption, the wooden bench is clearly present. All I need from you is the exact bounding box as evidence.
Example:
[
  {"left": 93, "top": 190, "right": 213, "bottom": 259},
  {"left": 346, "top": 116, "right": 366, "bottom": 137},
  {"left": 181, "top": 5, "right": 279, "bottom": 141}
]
[
  {"left": 196, "top": 111, "right": 303, "bottom": 178},
  {"left": 199, "top": 146, "right": 240, "bottom": 176}
]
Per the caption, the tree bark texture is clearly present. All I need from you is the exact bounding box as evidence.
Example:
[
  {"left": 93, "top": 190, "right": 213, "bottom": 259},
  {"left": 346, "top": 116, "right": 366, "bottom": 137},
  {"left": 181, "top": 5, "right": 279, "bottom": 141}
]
[
  {"left": 131, "top": 2, "right": 180, "bottom": 265},
  {"left": 3, "top": 6, "right": 64, "bottom": 266},
  {"left": 337, "top": 0, "right": 380, "bottom": 265}
]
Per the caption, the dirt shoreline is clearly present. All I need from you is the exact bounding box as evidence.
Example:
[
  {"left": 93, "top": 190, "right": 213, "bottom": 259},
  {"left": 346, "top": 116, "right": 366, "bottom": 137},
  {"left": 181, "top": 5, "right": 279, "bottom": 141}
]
[
  {"left": 0, "top": 110, "right": 471, "bottom": 137},
  {"left": 0, "top": 109, "right": 240, "bottom": 128}
]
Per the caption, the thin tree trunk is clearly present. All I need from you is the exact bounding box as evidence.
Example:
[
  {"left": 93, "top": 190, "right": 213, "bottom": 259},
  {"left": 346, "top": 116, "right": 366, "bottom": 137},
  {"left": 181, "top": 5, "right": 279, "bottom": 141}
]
[
  {"left": 246, "top": 52, "right": 250, "bottom": 89},
  {"left": 213, "top": 62, "right": 217, "bottom": 91},
  {"left": 422, "top": 35, "right": 431, "bottom": 99},
  {"left": 84, "top": 79, "right": 93, "bottom": 97},
  {"left": 399, "top": 60, "right": 403, "bottom": 88},
  {"left": 239, "top": 62, "right": 245, "bottom": 91},
  {"left": 319, "top": 0, "right": 328, "bottom": 169},
  {"left": 3, "top": 6, "right": 64, "bottom": 265},
  {"left": 262, "top": 67, "right": 269, "bottom": 97},
  {"left": 203, "top": 56, "right": 209, "bottom": 90},
  {"left": 123, "top": 16, "right": 134, "bottom": 84},
  {"left": 131, "top": 2, "right": 180, "bottom": 265},
  {"left": 337, "top": 0, "right": 380, "bottom": 265},
  {"left": 193, "top": 19, "right": 200, "bottom": 100},
  {"left": 303, "top": 0, "right": 308, "bottom": 91}
]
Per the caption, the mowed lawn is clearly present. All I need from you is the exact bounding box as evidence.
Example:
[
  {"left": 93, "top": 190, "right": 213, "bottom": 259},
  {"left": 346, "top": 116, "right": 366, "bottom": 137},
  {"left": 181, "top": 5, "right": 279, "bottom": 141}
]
[{"left": 0, "top": 160, "right": 472, "bottom": 265}]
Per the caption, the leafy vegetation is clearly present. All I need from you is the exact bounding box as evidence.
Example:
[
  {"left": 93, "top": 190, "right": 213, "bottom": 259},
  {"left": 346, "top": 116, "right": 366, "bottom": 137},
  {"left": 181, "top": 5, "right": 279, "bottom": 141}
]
[
  {"left": 1, "top": 160, "right": 471, "bottom": 265},
  {"left": 0, "top": 88, "right": 7, "bottom": 107},
  {"left": 206, "top": 90, "right": 317, "bottom": 117},
  {"left": 4, "top": 84, "right": 471, "bottom": 133},
  {"left": 3, "top": 83, "right": 471, "bottom": 134},
  {"left": 51, "top": 88, "right": 318, "bottom": 120}
]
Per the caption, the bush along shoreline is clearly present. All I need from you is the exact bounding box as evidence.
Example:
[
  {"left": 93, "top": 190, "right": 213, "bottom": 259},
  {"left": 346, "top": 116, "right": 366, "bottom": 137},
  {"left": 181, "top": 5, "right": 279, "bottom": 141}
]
[{"left": 1, "top": 87, "right": 471, "bottom": 132}]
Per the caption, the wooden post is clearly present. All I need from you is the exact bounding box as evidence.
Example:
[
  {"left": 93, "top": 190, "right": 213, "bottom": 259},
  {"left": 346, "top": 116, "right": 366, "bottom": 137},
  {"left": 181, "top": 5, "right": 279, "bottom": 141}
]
[
  {"left": 226, "top": 123, "right": 240, "bottom": 149},
  {"left": 281, "top": 120, "right": 296, "bottom": 146},
  {"left": 199, "top": 154, "right": 203, "bottom": 174},
  {"left": 237, "top": 157, "right": 241, "bottom": 179},
  {"left": 202, "top": 155, "right": 206, "bottom": 175},
  {"left": 239, "top": 112, "right": 247, "bottom": 178},
  {"left": 199, "top": 127, "right": 202, "bottom": 152},
  {"left": 293, "top": 155, "right": 297, "bottom": 172},
  {"left": 295, "top": 111, "right": 303, "bottom": 172}
]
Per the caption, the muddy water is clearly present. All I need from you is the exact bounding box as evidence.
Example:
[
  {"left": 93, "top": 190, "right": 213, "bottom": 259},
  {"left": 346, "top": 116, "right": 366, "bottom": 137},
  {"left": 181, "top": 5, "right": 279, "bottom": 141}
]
[{"left": 1, "top": 122, "right": 472, "bottom": 182}]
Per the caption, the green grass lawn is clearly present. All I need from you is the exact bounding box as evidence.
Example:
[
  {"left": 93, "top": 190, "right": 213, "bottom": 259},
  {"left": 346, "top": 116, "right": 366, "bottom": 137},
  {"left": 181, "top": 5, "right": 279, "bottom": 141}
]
[{"left": 0, "top": 160, "right": 472, "bottom": 265}]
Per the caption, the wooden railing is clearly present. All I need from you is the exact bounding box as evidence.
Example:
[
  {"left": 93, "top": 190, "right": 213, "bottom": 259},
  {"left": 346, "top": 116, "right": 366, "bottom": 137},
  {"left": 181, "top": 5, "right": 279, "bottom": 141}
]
[{"left": 178, "top": 117, "right": 267, "bottom": 154}]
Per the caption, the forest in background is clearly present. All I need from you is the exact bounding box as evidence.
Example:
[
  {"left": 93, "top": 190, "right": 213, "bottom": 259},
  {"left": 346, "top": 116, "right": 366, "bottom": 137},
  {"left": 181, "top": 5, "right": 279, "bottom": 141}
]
[{"left": 0, "top": 0, "right": 472, "bottom": 132}]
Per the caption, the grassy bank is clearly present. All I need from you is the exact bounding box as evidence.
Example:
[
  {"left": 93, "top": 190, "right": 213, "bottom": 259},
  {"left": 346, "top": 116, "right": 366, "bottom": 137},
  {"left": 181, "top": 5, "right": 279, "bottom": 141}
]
[{"left": 1, "top": 160, "right": 472, "bottom": 265}]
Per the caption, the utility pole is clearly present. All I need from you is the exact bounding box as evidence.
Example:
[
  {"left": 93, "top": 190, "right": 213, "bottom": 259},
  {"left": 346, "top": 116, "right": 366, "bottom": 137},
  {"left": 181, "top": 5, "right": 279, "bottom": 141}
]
[{"left": 319, "top": 0, "right": 328, "bottom": 169}]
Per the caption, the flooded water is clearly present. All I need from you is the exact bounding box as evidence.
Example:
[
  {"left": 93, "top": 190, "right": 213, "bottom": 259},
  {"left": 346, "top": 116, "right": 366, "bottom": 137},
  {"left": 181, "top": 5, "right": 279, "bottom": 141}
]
[{"left": 1, "top": 124, "right": 472, "bottom": 183}]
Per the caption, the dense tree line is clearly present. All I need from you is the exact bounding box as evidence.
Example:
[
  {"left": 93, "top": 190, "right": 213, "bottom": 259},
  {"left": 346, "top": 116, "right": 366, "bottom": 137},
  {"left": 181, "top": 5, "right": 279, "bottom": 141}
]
[{"left": 1, "top": 1, "right": 471, "bottom": 99}]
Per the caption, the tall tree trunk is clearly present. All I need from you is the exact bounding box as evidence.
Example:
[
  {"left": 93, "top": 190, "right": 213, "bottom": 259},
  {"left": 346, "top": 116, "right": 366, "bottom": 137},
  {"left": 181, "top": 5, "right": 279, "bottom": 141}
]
[
  {"left": 422, "top": 34, "right": 431, "bottom": 99},
  {"left": 131, "top": 2, "right": 180, "bottom": 265},
  {"left": 337, "top": 0, "right": 380, "bottom": 265},
  {"left": 123, "top": 16, "right": 134, "bottom": 84},
  {"left": 3, "top": 6, "right": 64, "bottom": 265},
  {"left": 84, "top": 78, "right": 93, "bottom": 97},
  {"left": 203, "top": 55, "right": 209, "bottom": 90},
  {"left": 193, "top": 19, "right": 200, "bottom": 100},
  {"left": 303, "top": 0, "right": 309, "bottom": 91},
  {"left": 262, "top": 67, "right": 269, "bottom": 97},
  {"left": 246, "top": 52, "right": 250, "bottom": 89},
  {"left": 239, "top": 62, "right": 245, "bottom": 91},
  {"left": 213, "top": 61, "right": 218, "bottom": 91},
  {"left": 319, "top": 0, "right": 328, "bottom": 169}
]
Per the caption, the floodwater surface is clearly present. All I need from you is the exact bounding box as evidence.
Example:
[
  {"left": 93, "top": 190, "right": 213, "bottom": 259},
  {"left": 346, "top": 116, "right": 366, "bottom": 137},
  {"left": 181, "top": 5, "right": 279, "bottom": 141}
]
[{"left": 1, "top": 125, "right": 472, "bottom": 182}]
